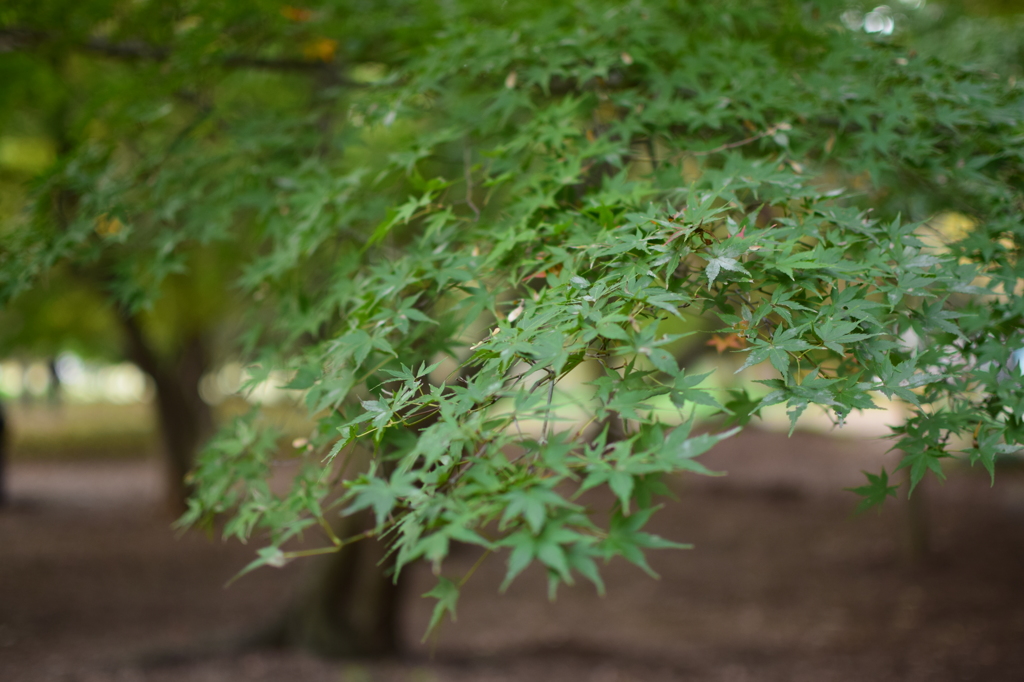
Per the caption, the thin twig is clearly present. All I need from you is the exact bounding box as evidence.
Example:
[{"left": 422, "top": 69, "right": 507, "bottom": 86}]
[
  {"left": 459, "top": 548, "right": 494, "bottom": 587},
  {"left": 464, "top": 144, "right": 481, "bottom": 220},
  {"left": 280, "top": 526, "right": 378, "bottom": 560},
  {"left": 645, "top": 137, "right": 659, "bottom": 171},
  {"left": 690, "top": 123, "right": 790, "bottom": 157},
  {"left": 541, "top": 369, "right": 555, "bottom": 444}
]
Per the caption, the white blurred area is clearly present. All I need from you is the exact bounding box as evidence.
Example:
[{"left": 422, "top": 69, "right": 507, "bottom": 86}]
[
  {"left": 840, "top": 1, "right": 929, "bottom": 37},
  {"left": 0, "top": 353, "right": 302, "bottom": 406},
  {"left": 1, "top": 350, "right": 906, "bottom": 439},
  {"left": 0, "top": 355, "right": 150, "bottom": 404},
  {"left": 198, "top": 362, "right": 301, "bottom": 406},
  {"left": 484, "top": 353, "right": 907, "bottom": 447}
]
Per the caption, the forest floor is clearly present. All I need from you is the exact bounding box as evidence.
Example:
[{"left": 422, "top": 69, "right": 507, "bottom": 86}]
[{"left": 3, "top": 428, "right": 1024, "bottom": 682}]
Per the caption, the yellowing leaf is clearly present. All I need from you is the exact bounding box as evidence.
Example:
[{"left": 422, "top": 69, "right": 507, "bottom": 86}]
[
  {"left": 304, "top": 38, "right": 338, "bottom": 62},
  {"left": 95, "top": 213, "right": 124, "bottom": 237},
  {"left": 706, "top": 333, "right": 746, "bottom": 353}
]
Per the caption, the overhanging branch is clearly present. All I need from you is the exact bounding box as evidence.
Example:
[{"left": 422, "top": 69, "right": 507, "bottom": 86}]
[{"left": 0, "top": 27, "right": 357, "bottom": 79}]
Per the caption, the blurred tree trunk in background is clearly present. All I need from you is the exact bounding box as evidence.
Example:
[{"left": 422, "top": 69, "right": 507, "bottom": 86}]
[
  {"left": 255, "top": 513, "right": 406, "bottom": 658},
  {"left": 0, "top": 401, "right": 7, "bottom": 508},
  {"left": 121, "top": 314, "right": 213, "bottom": 515}
]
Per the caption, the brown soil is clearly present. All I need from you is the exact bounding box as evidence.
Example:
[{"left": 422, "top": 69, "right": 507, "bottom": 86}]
[{"left": 3, "top": 429, "right": 1024, "bottom": 681}]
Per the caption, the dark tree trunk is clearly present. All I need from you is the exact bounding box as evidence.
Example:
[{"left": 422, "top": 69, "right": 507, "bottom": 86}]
[
  {"left": 120, "top": 313, "right": 214, "bottom": 515},
  {"left": 255, "top": 512, "right": 406, "bottom": 658},
  {"left": 119, "top": 312, "right": 406, "bottom": 656},
  {"left": 0, "top": 400, "right": 7, "bottom": 508}
]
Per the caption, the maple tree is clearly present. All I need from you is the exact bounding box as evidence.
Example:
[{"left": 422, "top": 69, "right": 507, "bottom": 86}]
[{"left": 2, "top": 0, "right": 1023, "bottom": 655}]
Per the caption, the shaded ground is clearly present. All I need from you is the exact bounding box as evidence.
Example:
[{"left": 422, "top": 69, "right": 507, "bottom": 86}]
[{"left": 3, "top": 429, "right": 1024, "bottom": 681}]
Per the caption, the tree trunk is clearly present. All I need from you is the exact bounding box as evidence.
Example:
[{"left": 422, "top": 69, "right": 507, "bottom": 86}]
[
  {"left": 0, "top": 400, "right": 7, "bottom": 508},
  {"left": 254, "top": 512, "right": 406, "bottom": 658},
  {"left": 119, "top": 312, "right": 406, "bottom": 656},
  {"left": 120, "top": 314, "right": 214, "bottom": 515}
]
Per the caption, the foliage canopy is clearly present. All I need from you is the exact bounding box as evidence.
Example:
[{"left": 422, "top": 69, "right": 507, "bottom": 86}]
[{"left": 3, "top": 0, "right": 1024, "bottom": 633}]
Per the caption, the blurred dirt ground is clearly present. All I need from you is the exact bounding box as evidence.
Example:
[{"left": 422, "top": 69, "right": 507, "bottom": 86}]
[{"left": 3, "top": 428, "right": 1024, "bottom": 682}]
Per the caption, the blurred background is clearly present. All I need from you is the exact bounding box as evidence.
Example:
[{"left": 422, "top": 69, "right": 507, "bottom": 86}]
[{"left": 3, "top": 1, "right": 1024, "bottom": 681}]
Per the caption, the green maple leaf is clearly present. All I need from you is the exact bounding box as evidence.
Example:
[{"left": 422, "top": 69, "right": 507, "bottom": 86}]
[
  {"left": 846, "top": 469, "right": 899, "bottom": 513},
  {"left": 422, "top": 577, "right": 459, "bottom": 641}
]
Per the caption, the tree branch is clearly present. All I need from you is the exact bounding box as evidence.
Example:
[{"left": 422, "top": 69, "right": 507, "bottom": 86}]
[{"left": 0, "top": 27, "right": 359, "bottom": 80}]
